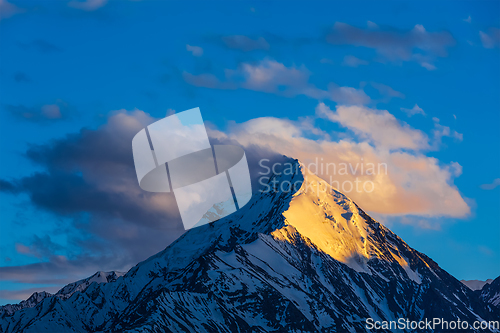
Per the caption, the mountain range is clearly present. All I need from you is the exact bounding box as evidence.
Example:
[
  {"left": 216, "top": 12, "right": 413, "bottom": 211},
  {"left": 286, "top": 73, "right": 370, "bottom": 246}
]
[
  {"left": 1, "top": 160, "right": 498, "bottom": 332},
  {"left": 462, "top": 279, "right": 495, "bottom": 291}
]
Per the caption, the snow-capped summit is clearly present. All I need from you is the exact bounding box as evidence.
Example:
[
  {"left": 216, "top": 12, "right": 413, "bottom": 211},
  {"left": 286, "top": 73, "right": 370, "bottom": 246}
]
[
  {"left": 55, "top": 271, "right": 126, "bottom": 299},
  {"left": 278, "top": 166, "right": 425, "bottom": 281},
  {"left": 1, "top": 159, "right": 498, "bottom": 332},
  {"left": 0, "top": 271, "right": 125, "bottom": 317},
  {"left": 0, "top": 292, "right": 52, "bottom": 317}
]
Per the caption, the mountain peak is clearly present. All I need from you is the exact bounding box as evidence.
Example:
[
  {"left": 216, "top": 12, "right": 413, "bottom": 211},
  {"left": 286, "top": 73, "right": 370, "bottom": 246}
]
[
  {"left": 277, "top": 163, "right": 376, "bottom": 273},
  {"left": 55, "top": 270, "right": 126, "bottom": 299},
  {"left": 131, "top": 159, "right": 424, "bottom": 281},
  {"left": 260, "top": 162, "right": 422, "bottom": 280}
]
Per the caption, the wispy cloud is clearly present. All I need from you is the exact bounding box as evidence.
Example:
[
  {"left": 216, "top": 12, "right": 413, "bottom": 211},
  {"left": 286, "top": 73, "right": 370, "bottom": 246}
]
[
  {"left": 342, "top": 55, "right": 368, "bottom": 67},
  {"left": 370, "top": 82, "right": 405, "bottom": 101},
  {"left": 401, "top": 104, "right": 426, "bottom": 117},
  {"left": 68, "top": 0, "right": 107, "bottom": 11},
  {"left": 222, "top": 35, "right": 270, "bottom": 51},
  {"left": 15, "top": 236, "right": 64, "bottom": 260},
  {"left": 432, "top": 117, "right": 463, "bottom": 146},
  {"left": 4, "top": 100, "right": 71, "bottom": 123},
  {"left": 184, "top": 59, "right": 370, "bottom": 105},
  {"left": 397, "top": 216, "right": 442, "bottom": 230},
  {"left": 480, "top": 178, "right": 500, "bottom": 190},
  {"left": 0, "top": 0, "right": 24, "bottom": 20},
  {"left": 480, "top": 28, "right": 500, "bottom": 49},
  {"left": 186, "top": 44, "right": 203, "bottom": 57},
  {"left": 367, "top": 21, "right": 379, "bottom": 29},
  {"left": 326, "top": 22, "right": 455, "bottom": 70}
]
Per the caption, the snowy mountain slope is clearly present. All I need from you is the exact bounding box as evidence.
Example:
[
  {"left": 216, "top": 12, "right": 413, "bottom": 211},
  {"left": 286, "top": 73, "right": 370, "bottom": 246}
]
[
  {"left": 1, "top": 159, "right": 498, "bottom": 333},
  {"left": 55, "top": 271, "right": 126, "bottom": 300},
  {"left": 0, "top": 271, "right": 124, "bottom": 317},
  {"left": 0, "top": 292, "right": 52, "bottom": 317},
  {"left": 479, "top": 276, "right": 500, "bottom": 308}
]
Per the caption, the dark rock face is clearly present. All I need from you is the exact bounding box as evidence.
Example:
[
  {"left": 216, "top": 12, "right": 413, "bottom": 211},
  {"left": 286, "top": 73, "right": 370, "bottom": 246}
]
[{"left": 479, "top": 276, "right": 500, "bottom": 310}]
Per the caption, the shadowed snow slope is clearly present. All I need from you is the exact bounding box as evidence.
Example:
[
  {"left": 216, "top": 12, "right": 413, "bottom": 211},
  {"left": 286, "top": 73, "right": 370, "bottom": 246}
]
[
  {"left": 479, "top": 276, "right": 500, "bottom": 308},
  {"left": 1, "top": 159, "right": 499, "bottom": 333}
]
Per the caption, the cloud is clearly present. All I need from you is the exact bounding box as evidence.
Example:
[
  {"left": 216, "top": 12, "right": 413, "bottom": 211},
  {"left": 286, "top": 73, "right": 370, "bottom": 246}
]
[
  {"left": 183, "top": 72, "right": 236, "bottom": 90},
  {"left": 480, "top": 178, "right": 500, "bottom": 190},
  {"left": 0, "top": 0, "right": 24, "bottom": 20},
  {"left": 15, "top": 244, "right": 32, "bottom": 256},
  {"left": 478, "top": 246, "right": 494, "bottom": 256},
  {"left": 3, "top": 110, "right": 181, "bottom": 226},
  {"left": 342, "top": 55, "right": 368, "bottom": 67},
  {"left": 328, "top": 86, "right": 371, "bottom": 105},
  {"left": 367, "top": 21, "right": 379, "bottom": 29},
  {"left": 228, "top": 59, "right": 310, "bottom": 94},
  {"left": 4, "top": 100, "right": 71, "bottom": 123},
  {"left": 419, "top": 62, "right": 436, "bottom": 71},
  {"left": 480, "top": 28, "right": 500, "bottom": 49},
  {"left": 401, "top": 104, "right": 426, "bottom": 117},
  {"left": 326, "top": 22, "right": 455, "bottom": 69},
  {"left": 222, "top": 35, "right": 270, "bottom": 51},
  {"left": 432, "top": 117, "right": 463, "bottom": 145},
  {"left": 316, "top": 103, "right": 429, "bottom": 150},
  {"left": 463, "top": 16, "right": 472, "bottom": 23},
  {"left": 68, "top": 0, "right": 107, "bottom": 11},
  {"left": 186, "top": 44, "right": 203, "bottom": 57},
  {"left": 0, "top": 179, "right": 18, "bottom": 193},
  {"left": 184, "top": 59, "right": 370, "bottom": 105},
  {"left": 396, "top": 216, "right": 442, "bottom": 230},
  {"left": 15, "top": 236, "right": 65, "bottom": 260},
  {"left": 370, "top": 82, "right": 405, "bottom": 100},
  {"left": 218, "top": 106, "right": 470, "bottom": 219}
]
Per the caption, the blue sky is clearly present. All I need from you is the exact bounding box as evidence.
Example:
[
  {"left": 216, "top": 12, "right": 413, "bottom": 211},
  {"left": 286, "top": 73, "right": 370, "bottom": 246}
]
[{"left": 0, "top": 0, "right": 499, "bottom": 305}]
